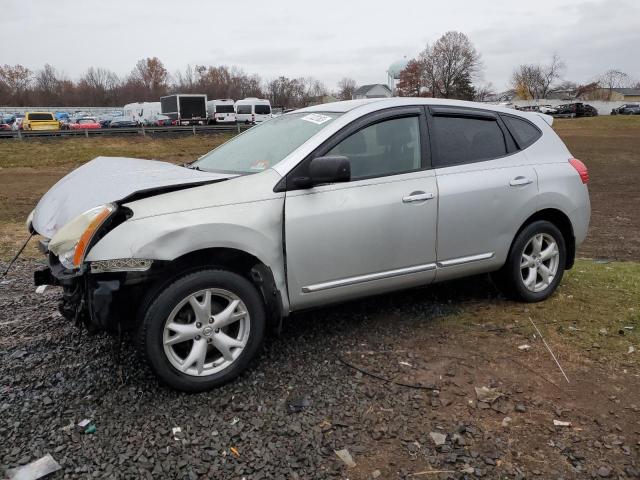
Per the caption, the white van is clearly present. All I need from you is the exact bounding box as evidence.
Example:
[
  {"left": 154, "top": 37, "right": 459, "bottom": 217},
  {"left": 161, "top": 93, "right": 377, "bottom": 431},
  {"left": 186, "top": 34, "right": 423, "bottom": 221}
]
[
  {"left": 206, "top": 99, "right": 236, "bottom": 124},
  {"left": 123, "top": 102, "right": 162, "bottom": 125},
  {"left": 235, "top": 98, "right": 272, "bottom": 124}
]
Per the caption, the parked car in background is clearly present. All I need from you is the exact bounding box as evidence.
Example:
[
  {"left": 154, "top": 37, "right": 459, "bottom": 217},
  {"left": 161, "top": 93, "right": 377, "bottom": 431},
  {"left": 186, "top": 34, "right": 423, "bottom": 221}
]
[
  {"left": 54, "top": 111, "right": 70, "bottom": 123},
  {"left": 554, "top": 103, "right": 598, "bottom": 118},
  {"left": 142, "top": 114, "right": 172, "bottom": 127},
  {"left": 611, "top": 103, "right": 640, "bottom": 115},
  {"left": 206, "top": 99, "right": 236, "bottom": 124},
  {"left": 235, "top": 97, "right": 272, "bottom": 124},
  {"left": 22, "top": 112, "right": 60, "bottom": 131},
  {"left": 69, "top": 117, "right": 101, "bottom": 130},
  {"left": 109, "top": 116, "right": 138, "bottom": 128},
  {"left": 97, "top": 114, "right": 114, "bottom": 128},
  {"left": 28, "top": 98, "right": 590, "bottom": 392},
  {"left": 538, "top": 105, "right": 558, "bottom": 114}
]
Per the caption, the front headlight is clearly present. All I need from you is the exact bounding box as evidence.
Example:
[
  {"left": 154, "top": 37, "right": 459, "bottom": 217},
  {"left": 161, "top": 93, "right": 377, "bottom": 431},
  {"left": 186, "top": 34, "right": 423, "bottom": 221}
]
[{"left": 49, "top": 204, "right": 116, "bottom": 270}]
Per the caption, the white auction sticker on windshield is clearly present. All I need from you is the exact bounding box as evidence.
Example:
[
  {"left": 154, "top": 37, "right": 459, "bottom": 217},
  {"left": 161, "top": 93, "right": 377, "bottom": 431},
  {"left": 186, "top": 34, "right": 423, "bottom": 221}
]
[{"left": 300, "top": 113, "right": 333, "bottom": 125}]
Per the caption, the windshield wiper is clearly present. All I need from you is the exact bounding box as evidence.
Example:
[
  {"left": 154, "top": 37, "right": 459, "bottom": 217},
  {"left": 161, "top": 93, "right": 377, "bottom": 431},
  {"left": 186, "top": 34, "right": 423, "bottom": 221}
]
[{"left": 183, "top": 163, "right": 201, "bottom": 170}]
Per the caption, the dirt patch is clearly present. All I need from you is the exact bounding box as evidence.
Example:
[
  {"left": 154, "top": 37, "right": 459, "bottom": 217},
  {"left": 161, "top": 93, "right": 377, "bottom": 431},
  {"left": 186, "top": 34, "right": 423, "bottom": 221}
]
[{"left": 554, "top": 117, "right": 640, "bottom": 261}]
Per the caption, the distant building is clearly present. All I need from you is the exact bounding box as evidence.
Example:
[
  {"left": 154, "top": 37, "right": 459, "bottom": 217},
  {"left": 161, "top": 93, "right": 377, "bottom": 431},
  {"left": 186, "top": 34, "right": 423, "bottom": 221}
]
[
  {"left": 580, "top": 87, "right": 640, "bottom": 102},
  {"left": 387, "top": 57, "right": 409, "bottom": 92},
  {"left": 352, "top": 84, "right": 393, "bottom": 100}
]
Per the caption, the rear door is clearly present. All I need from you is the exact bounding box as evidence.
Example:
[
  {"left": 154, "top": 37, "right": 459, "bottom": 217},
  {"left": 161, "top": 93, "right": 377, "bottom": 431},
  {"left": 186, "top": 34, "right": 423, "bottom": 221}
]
[
  {"left": 284, "top": 107, "right": 438, "bottom": 309},
  {"left": 428, "top": 107, "right": 539, "bottom": 281}
]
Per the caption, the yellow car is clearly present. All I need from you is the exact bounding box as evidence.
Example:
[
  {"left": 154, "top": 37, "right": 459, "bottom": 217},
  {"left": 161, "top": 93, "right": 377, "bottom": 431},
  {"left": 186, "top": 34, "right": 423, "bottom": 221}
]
[{"left": 22, "top": 112, "right": 60, "bottom": 131}]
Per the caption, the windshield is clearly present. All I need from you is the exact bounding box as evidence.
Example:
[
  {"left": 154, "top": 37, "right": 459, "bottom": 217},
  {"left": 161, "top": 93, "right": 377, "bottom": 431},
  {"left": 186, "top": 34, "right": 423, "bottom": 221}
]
[{"left": 193, "top": 112, "right": 341, "bottom": 174}]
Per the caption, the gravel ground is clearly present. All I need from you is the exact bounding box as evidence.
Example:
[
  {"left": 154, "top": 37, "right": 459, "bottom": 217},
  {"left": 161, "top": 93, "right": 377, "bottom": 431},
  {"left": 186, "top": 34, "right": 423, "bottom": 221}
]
[{"left": 1, "top": 260, "right": 639, "bottom": 479}]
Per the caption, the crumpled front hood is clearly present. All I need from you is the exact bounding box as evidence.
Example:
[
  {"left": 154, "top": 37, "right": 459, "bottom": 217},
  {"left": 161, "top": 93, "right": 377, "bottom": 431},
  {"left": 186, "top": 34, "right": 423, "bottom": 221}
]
[{"left": 32, "top": 156, "right": 236, "bottom": 238}]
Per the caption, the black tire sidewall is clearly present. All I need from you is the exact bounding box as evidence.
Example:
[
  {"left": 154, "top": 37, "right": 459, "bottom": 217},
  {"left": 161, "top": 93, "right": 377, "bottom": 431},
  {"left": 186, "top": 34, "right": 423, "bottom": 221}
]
[
  {"left": 142, "top": 269, "right": 266, "bottom": 392},
  {"left": 507, "top": 221, "right": 566, "bottom": 302}
]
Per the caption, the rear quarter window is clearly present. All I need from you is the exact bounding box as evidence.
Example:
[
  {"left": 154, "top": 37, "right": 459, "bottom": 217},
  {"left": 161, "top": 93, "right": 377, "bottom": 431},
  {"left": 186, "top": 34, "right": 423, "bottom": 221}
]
[{"left": 502, "top": 115, "right": 542, "bottom": 149}]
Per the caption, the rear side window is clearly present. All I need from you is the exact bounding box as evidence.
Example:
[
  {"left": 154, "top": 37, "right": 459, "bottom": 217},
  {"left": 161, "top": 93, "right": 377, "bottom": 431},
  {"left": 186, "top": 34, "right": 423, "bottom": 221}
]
[
  {"left": 502, "top": 115, "right": 541, "bottom": 149},
  {"left": 431, "top": 116, "right": 507, "bottom": 167},
  {"left": 29, "top": 113, "right": 54, "bottom": 121},
  {"left": 255, "top": 105, "right": 271, "bottom": 115}
]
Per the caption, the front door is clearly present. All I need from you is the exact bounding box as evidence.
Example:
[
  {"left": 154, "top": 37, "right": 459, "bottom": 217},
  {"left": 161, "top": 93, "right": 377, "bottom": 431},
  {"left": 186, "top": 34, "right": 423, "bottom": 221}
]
[{"left": 284, "top": 109, "right": 439, "bottom": 309}]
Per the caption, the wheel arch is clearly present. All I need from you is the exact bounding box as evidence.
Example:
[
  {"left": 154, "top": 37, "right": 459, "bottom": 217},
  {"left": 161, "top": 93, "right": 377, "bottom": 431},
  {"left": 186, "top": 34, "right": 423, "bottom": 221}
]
[
  {"left": 137, "top": 247, "right": 285, "bottom": 332},
  {"left": 170, "top": 247, "right": 285, "bottom": 323},
  {"left": 513, "top": 208, "right": 575, "bottom": 269}
]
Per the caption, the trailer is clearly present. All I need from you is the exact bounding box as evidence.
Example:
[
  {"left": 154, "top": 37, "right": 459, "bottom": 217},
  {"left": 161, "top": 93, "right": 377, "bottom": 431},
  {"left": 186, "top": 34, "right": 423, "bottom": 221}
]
[
  {"left": 122, "top": 102, "right": 161, "bottom": 125},
  {"left": 160, "top": 94, "right": 208, "bottom": 125}
]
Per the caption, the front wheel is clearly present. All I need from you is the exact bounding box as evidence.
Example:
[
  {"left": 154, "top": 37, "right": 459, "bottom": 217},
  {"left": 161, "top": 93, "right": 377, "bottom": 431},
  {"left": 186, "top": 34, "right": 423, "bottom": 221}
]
[
  {"left": 492, "top": 220, "right": 566, "bottom": 302},
  {"left": 139, "top": 269, "right": 266, "bottom": 392}
]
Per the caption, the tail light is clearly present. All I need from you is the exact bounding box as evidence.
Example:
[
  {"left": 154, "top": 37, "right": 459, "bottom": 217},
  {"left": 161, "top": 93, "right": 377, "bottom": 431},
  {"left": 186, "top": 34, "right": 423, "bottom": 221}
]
[{"left": 569, "top": 158, "right": 589, "bottom": 184}]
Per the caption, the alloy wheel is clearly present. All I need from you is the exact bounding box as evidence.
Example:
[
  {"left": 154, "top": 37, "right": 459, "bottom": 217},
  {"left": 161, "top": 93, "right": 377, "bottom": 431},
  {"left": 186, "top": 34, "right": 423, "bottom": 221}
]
[
  {"left": 519, "top": 233, "right": 560, "bottom": 293},
  {"left": 162, "top": 288, "right": 250, "bottom": 376}
]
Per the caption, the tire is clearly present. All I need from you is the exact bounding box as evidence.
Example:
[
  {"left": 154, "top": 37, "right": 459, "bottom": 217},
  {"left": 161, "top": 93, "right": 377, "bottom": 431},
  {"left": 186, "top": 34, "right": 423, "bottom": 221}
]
[
  {"left": 139, "top": 269, "right": 266, "bottom": 392},
  {"left": 492, "top": 220, "right": 566, "bottom": 302}
]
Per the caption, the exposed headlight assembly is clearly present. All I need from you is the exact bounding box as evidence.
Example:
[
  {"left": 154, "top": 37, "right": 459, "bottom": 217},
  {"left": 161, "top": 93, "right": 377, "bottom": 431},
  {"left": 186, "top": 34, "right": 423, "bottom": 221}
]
[{"left": 49, "top": 204, "right": 116, "bottom": 270}]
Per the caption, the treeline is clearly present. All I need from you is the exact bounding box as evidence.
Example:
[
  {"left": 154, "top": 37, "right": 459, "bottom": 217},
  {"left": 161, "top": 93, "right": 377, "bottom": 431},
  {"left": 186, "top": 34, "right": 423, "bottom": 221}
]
[{"left": 0, "top": 58, "right": 348, "bottom": 108}]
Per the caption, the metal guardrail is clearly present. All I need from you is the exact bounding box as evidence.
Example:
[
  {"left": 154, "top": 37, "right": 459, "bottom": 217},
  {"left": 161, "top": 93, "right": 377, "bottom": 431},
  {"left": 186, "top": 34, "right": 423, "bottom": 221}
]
[{"left": 0, "top": 123, "right": 251, "bottom": 139}]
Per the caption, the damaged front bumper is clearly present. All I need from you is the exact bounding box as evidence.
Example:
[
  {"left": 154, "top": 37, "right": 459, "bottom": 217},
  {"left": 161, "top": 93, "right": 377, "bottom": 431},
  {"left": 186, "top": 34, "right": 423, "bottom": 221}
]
[{"left": 34, "top": 251, "right": 160, "bottom": 333}]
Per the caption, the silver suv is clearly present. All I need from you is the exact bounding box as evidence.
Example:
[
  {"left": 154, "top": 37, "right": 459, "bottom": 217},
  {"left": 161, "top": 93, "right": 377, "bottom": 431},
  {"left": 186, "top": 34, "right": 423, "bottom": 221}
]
[{"left": 28, "top": 98, "right": 590, "bottom": 391}]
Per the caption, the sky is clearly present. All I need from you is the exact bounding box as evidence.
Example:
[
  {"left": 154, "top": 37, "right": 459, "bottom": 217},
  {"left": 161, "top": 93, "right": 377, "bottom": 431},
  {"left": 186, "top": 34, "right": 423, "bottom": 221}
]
[{"left": 2, "top": 0, "right": 639, "bottom": 92}]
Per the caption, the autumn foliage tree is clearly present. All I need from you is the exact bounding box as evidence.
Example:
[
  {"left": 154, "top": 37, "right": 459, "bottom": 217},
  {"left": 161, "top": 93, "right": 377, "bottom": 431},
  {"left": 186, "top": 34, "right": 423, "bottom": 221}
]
[{"left": 396, "top": 60, "right": 425, "bottom": 97}]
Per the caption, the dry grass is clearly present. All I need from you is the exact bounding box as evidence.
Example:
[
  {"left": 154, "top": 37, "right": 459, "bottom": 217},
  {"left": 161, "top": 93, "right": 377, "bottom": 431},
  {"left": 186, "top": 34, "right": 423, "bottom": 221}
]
[
  {"left": 0, "top": 134, "right": 233, "bottom": 169},
  {"left": 0, "top": 133, "right": 232, "bottom": 245}
]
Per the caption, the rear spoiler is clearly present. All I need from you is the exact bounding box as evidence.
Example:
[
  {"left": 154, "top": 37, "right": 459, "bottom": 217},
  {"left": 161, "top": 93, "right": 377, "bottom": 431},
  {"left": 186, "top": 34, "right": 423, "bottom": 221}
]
[{"left": 538, "top": 113, "right": 554, "bottom": 126}]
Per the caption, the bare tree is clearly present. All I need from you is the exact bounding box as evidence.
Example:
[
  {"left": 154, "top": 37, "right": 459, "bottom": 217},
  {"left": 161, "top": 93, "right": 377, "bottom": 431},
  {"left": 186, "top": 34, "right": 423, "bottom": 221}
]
[
  {"left": 598, "top": 69, "right": 630, "bottom": 99},
  {"left": 33, "top": 64, "right": 63, "bottom": 105},
  {"left": 511, "top": 54, "right": 565, "bottom": 99},
  {"left": 130, "top": 57, "right": 168, "bottom": 92},
  {"left": 539, "top": 54, "right": 565, "bottom": 98},
  {"left": 474, "top": 82, "right": 495, "bottom": 102},
  {"left": 0, "top": 64, "right": 33, "bottom": 105},
  {"left": 337, "top": 77, "right": 357, "bottom": 100}
]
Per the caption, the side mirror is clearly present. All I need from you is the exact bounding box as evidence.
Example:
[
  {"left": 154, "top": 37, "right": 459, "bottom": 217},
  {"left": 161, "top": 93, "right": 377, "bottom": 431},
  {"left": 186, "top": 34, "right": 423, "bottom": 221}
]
[{"left": 294, "top": 155, "right": 350, "bottom": 188}]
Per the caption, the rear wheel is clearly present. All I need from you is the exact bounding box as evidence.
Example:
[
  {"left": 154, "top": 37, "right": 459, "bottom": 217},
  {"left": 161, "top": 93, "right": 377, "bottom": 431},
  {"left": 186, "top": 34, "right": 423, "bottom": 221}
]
[
  {"left": 492, "top": 220, "right": 566, "bottom": 302},
  {"left": 139, "top": 269, "right": 265, "bottom": 392}
]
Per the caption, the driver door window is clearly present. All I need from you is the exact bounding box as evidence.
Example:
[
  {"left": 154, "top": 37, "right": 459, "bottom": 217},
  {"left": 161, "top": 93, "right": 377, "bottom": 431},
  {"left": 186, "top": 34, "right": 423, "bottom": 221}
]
[{"left": 327, "top": 116, "right": 422, "bottom": 180}]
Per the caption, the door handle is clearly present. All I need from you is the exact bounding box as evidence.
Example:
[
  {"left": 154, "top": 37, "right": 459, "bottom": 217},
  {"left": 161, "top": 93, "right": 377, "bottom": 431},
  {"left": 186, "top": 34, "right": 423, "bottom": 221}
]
[
  {"left": 402, "top": 191, "right": 435, "bottom": 203},
  {"left": 509, "top": 176, "right": 533, "bottom": 187}
]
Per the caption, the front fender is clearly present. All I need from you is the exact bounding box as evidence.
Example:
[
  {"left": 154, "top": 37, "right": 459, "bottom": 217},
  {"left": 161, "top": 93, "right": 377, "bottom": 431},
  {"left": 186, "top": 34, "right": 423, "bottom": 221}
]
[{"left": 86, "top": 198, "right": 287, "bottom": 307}]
